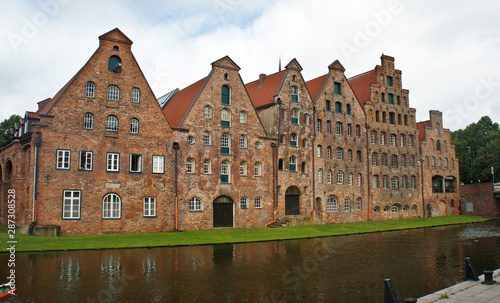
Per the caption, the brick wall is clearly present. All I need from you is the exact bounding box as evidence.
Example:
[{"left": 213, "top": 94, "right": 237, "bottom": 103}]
[{"left": 460, "top": 183, "right": 500, "bottom": 218}]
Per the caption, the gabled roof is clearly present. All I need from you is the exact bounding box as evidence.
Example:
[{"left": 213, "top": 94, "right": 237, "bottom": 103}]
[
  {"left": 98, "top": 28, "right": 133, "bottom": 45},
  {"left": 38, "top": 69, "right": 83, "bottom": 115},
  {"left": 162, "top": 77, "right": 208, "bottom": 128},
  {"left": 284, "top": 58, "right": 303, "bottom": 71},
  {"left": 211, "top": 56, "right": 240, "bottom": 71},
  {"left": 245, "top": 70, "right": 287, "bottom": 108},
  {"left": 306, "top": 74, "right": 327, "bottom": 102},
  {"left": 416, "top": 120, "right": 431, "bottom": 143},
  {"left": 348, "top": 70, "right": 376, "bottom": 108}
]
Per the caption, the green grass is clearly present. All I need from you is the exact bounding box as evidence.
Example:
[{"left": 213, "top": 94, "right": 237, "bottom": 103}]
[{"left": 0, "top": 216, "right": 488, "bottom": 253}]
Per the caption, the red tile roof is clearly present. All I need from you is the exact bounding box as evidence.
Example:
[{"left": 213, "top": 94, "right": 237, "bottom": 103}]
[
  {"left": 306, "top": 74, "right": 327, "bottom": 102},
  {"left": 162, "top": 77, "right": 207, "bottom": 128},
  {"left": 416, "top": 120, "right": 431, "bottom": 143},
  {"left": 246, "top": 70, "right": 287, "bottom": 108},
  {"left": 348, "top": 70, "right": 376, "bottom": 108},
  {"left": 26, "top": 111, "right": 40, "bottom": 119}
]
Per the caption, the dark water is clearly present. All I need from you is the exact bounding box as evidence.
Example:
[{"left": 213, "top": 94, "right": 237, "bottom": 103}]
[{"left": 1, "top": 220, "right": 499, "bottom": 302}]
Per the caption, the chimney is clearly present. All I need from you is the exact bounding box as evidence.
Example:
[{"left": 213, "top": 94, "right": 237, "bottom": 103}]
[{"left": 259, "top": 73, "right": 266, "bottom": 85}]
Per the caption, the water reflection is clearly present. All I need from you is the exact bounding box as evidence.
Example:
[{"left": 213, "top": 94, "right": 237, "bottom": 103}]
[{"left": 1, "top": 221, "right": 499, "bottom": 302}]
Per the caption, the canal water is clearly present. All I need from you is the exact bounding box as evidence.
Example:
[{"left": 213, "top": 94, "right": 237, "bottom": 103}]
[{"left": 1, "top": 220, "right": 499, "bottom": 302}]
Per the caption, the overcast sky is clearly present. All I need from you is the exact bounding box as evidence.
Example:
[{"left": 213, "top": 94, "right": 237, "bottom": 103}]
[{"left": 1, "top": 0, "right": 499, "bottom": 131}]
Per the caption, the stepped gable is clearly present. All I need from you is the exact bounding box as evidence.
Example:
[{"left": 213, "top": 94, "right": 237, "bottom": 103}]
[
  {"left": 348, "top": 69, "right": 376, "bottom": 108},
  {"left": 416, "top": 120, "right": 431, "bottom": 143},
  {"left": 162, "top": 77, "right": 207, "bottom": 128}
]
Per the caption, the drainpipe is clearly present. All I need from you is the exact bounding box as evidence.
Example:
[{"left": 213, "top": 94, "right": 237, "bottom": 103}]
[
  {"left": 276, "top": 98, "right": 282, "bottom": 215},
  {"left": 265, "top": 143, "right": 278, "bottom": 228},
  {"left": 29, "top": 132, "right": 42, "bottom": 235},
  {"left": 365, "top": 125, "right": 371, "bottom": 221},
  {"left": 420, "top": 158, "right": 425, "bottom": 217},
  {"left": 173, "top": 142, "right": 180, "bottom": 231},
  {"left": 311, "top": 106, "right": 316, "bottom": 218}
]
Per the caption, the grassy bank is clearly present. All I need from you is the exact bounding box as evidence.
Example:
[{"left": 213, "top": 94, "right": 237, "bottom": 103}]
[{"left": 0, "top": 216, "right": 489, "bottom": 253}]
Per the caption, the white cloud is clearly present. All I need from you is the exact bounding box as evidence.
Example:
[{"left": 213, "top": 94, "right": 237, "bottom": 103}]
[{"left": 1, "top": 0, "right": 499, "bottom": 130}]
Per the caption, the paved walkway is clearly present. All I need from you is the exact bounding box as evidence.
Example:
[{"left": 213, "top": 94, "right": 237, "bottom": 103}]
[{"left": 418, "top": 268, "right": 500, "bottom": 302}]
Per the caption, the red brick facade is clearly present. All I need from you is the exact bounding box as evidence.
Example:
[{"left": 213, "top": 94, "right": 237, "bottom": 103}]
[
  {"left": 0, "top": 29, "right": 462, "bottom": 235},
  {"left": 460, "top": 183, "right": 500, "bottom": 218}
]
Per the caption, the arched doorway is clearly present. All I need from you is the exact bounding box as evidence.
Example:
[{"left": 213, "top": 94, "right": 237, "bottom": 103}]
[
  {"left": 285, "top": 186, "right": 301, "bottom": 216},
  {"left": 438, "top": 201, "right": 447, "bottom": 216},
  {"left": 213, "top": 196, "right": 234, "bottom": 228}
]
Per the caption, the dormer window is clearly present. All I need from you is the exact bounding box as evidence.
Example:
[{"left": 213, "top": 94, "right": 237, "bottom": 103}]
[{"left": 108, "top": 55, "right": 122, "bottom": 72}]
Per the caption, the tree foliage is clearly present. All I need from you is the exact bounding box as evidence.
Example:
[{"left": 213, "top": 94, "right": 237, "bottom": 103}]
[
  {"left": 0, "top": 114, "right": 22, "bottom": 146},
  {"left": 451, "top": 116, "right": 500, "bottom": 184}
]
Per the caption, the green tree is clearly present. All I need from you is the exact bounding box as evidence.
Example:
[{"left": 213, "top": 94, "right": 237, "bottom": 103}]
[
  {"left": 451, "top": 116, "right": 499, "bottom": 183},
  {"left": 0, "top": 114, "right": 22, "bottom": 146}
]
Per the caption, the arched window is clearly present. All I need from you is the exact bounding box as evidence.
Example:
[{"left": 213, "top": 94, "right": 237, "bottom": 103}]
[
  {"left": 372, "top": 152, "right": 378, "bottom": 165},
  {"left": 391, "top": 205, "right": 399, "bottom": 213},
  {"left": 357, "top": 150, "right": 362, "bottom": 163},
  {"left": 357, "top": 174, "right": 362, "bottom": 186},
  {"left": 401, "top": 155, "right": 406, "bottom": 167},
  {"left": 254, "top": 162, "right": 262, "bottom": 176},
  {"left": 317, "top": 145, "right": 322, "bottom": 158},
  {"left": 278, "top": 159, "right": 284, "bottom": 170},
  {"left": 373, "top": 175, "right": 379, "bottom": 188},
  {"left": 382, "top": 175, "right": 389, "bottom": 188},
  {"left": 280, "top": 135, "right": 286, "bottom": 145},
  {"left": 203, "top": 131, "right": 212, "bottom": 145},
  {"left": 347, "top": 149, "right": 352, "bottom": 162},
  {"left": 347, "top": 124, "right": 352, "bottom": 136},
  {"left": 431, "top": 157, "right": 435, "bottom": 167},
  {"left": 392, "top": 177, "right": 399, "bottom": 189},
  {"left": 302, "top": 139, "right": 308, "bottom": 148},
  {"left": 380, "top": 132, "right": 386, "bottom": 145},
  {"left": 221, "top": 161, "right": 230, "bottom": 183},
  {"left": 189, "top": 197, "right": 202, "bottom": 211},
  {"left": 327, "top": 170, "right": 333, "bottom": 184},
  {"left": 327, "top": 196, "right": 338, "bottom": 212},
  {"left": 356, "top": 198, "right": 362, "bottom": 210},
  {"left": 291, "top": 85, "right": 298, "bottom": 101},
  {"left": 348, "top": 173, "right": 353, "bottom": 186},
  {"left": 408, "top": 135, "right": 413, "bottom": 147},
  {"left": 391, "top": 155, "right": 398, "bottom": 167},
  {"left": 401, "top": 176, "right": 407, "bottom": 189},
  {"left": 108, "top": 55, "right": 121, "bottom": 72},
  {"left": 346, "top": 104, "right": 351, "bottom": 115},
  {"left": 411, "top": 176, "right": 417, "bottom": 189},
  {"left": 335, "top": 102, "right": 342, "bottom": 113},
  {"left": 327, "top": 146, "right": 332, "bottom": 159},
  {"left": 240, "top": 197, "right": 248, "bottom": 209},
  {"left": 221, "top": 133, "right": 230, "bottom": 154},
  {"left": 240, "top": 111, "right": 247, "bottom": 124},
  {"left": 130, "top": 118, "right": 139, "bottom": 134},
  {"left": 85, "top": 82, "right": 95, "bottom": 98},
  {"left": 336, "top": 122, "right": 342, "bottom": 135},
  {"left": 400, "top": 134, "right": 405, "bottom": 147},
  {"left": 83, "top": 113, "right": 93, "bottom": 129},
  {"left": 374, "top": 206, "right": 380, "bottom": 213},
  {"left": 289, "top": 156, "right": 297, "bottom": 172},
  {"left": 336, "top": 148, "right": 343, "bottom": 160},
  {"left": 291, "top": 108, "right": 299, "bottom": 124},
  {"left": 290, "top": 133, "right": 298, "bottom": 147},
  {"left": 326, "top": 120, "right": 331, "bottom": 133},
  {"left": 337, "top": 171, "right": 344, "bottom": 184},
  {"left": 356, "top": 125, "right": 361, "bottom": 137},
  {"left": 131, "top": 88, "right": 140, "bottom": 103},
  {"left": 317, "top": 169, "right": 323, "bottom": 183},
  {"left": 409, "top": 155, "right": 415, "bottom": 167},
  {"left": 344, "top": 197, "right": 351, "bottom": 211},
  {"left": 240, "top": 161, "right": 247, "bottom": 175},
  {"left": 444, "top": 158, "right": 448, "bottom": 168},
  {"left": 437, "top": 157, "right": 442, "bottom": 167},
  {"left": 221, "top": 85, "right": 230, "bottom": 105},
  {"left": 316, "top": 119, "right": 322, "bottom": 133},
  {"left": 381, "top": 153, "right": 387, "bottom": 166},
  {"left": 304, "top": 114, "right": 310, "bottom": 125},
  {"left": 371, "top": 131, "right": 376, "bottom": 144},
  {"left": 105, "top": 115, "right": 119, "bottom": 132},
  {"left": 240, "top": 135, "right": 247, "bottom": 148},
  {"left": 103, "top": 193, "right": 121, "bottom": 219},
  {"left": 204, "top": 106, "right": 212, "bottom": 119},
  {"left": 301, "top": 162, "right": 307, "bottom": 174},
  {"left": 390, "top": 134, "right": 396, "bottom": 146},
  {"left": 204, "top": 160, "right": 212, "bottom": 174},
  {"left": 436, "top": 140, "right": 441, "bottom": 151},
  {"left": 221, "top": 108, "right": 231, "bottom": 127},
  {"left": 186, "top": 158, "right": 195, "bottom": 173},
  {"left": 325, "top": 100, "right": 331, "bottom": 111},
  {"left": 107, "top": 85, "right": 120, "bottom": 101}
]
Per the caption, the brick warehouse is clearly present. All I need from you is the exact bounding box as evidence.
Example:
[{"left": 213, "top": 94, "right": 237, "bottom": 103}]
[{"left": 0, "top": 29, "right": 460, "bottom": 235}]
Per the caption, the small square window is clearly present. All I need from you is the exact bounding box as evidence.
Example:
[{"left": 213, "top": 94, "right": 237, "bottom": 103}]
[
  {"left": 57, "top": 150, "right": 71, "bottom": 170},
  {"left": 144, "top": 197, "right": 156, "bottom": 217},
  {"left": 107, "top": 153, "right": 120, "bottom": 172},
  {"left": 79, "top": 151, "right": 92, "bottom": 171},
  {"left": 153, "top": 156, "right": 164, "bottom": 174}
]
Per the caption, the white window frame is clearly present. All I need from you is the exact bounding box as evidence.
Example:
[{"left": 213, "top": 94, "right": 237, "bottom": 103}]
[
  {"left": 203, "top": 131, "right": 212, "bottom": 145},
  {"left": 240, "top": 135, "right": 247, "bottom": 148},
  {"left": 189, "top": 197, "right": 202, "bottom": 211},
  {"left": 85, "top": 82, "right": 95, "bottom": 98},
  {"left": 240, "top": 111, "right": 247, "bottom": 124},
  {"left": 337, "top": 171, "right": 344, "bottom": 184},
  {"left": 204, "top": 159, "right": 212, "bottom": 174},
  {"left": 107, "top": 85, "right": 120, "bottom": 101},
  {"left": 240, "top": 197, "right": 248, "bottom": 209},
  {"left": 57, "top": 149, "right": 71, "bottom": 170},
  {"left": 255, "top": 197, "right": 262, "bottom": 208},
  {"left": 144, "top": 197, "right": 156, "bottom": 217},
  {"left": 186, "top": 158, "right": 195, "bottom": 174},
  {"left": 107, "top": 153, "right": 120, "bottom": 172},
  {"left": 153, "top": 156, "right": 164, "bottom": 174},
  {"left": 254, "top": 162, "right": 261, "bottom": 176},
  {"left": 240, "top": 161, "right": 247, "bottom": 176},
  {"left": 131, "top": 88, "right": 140, "bottom": 103},
  {"left": 79, "top": 151, "right": 92, "bottom": 171},
  {"left": 130, "top": 118, "right": 139, "bottom": 134},
  {"left": 105, "top": 115, "right": 119, "bottom": 132},
  {"left": 103, "top": 193, "right": 121, "bottom": 219},
  {"left": 327, "top": 196, "right": 338, "bottom": 212},
  {"left": 204, "top": 106, "right": 212, "bottom": 119},
  {"left": 83, "top": 113, "right": 94, "bottom": 129},
  {"left": 62, "top": 190, "right": 81, "bottom": 219},
  {"left": 130, "top": 154, "right": 143, "bottom": 173}
]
